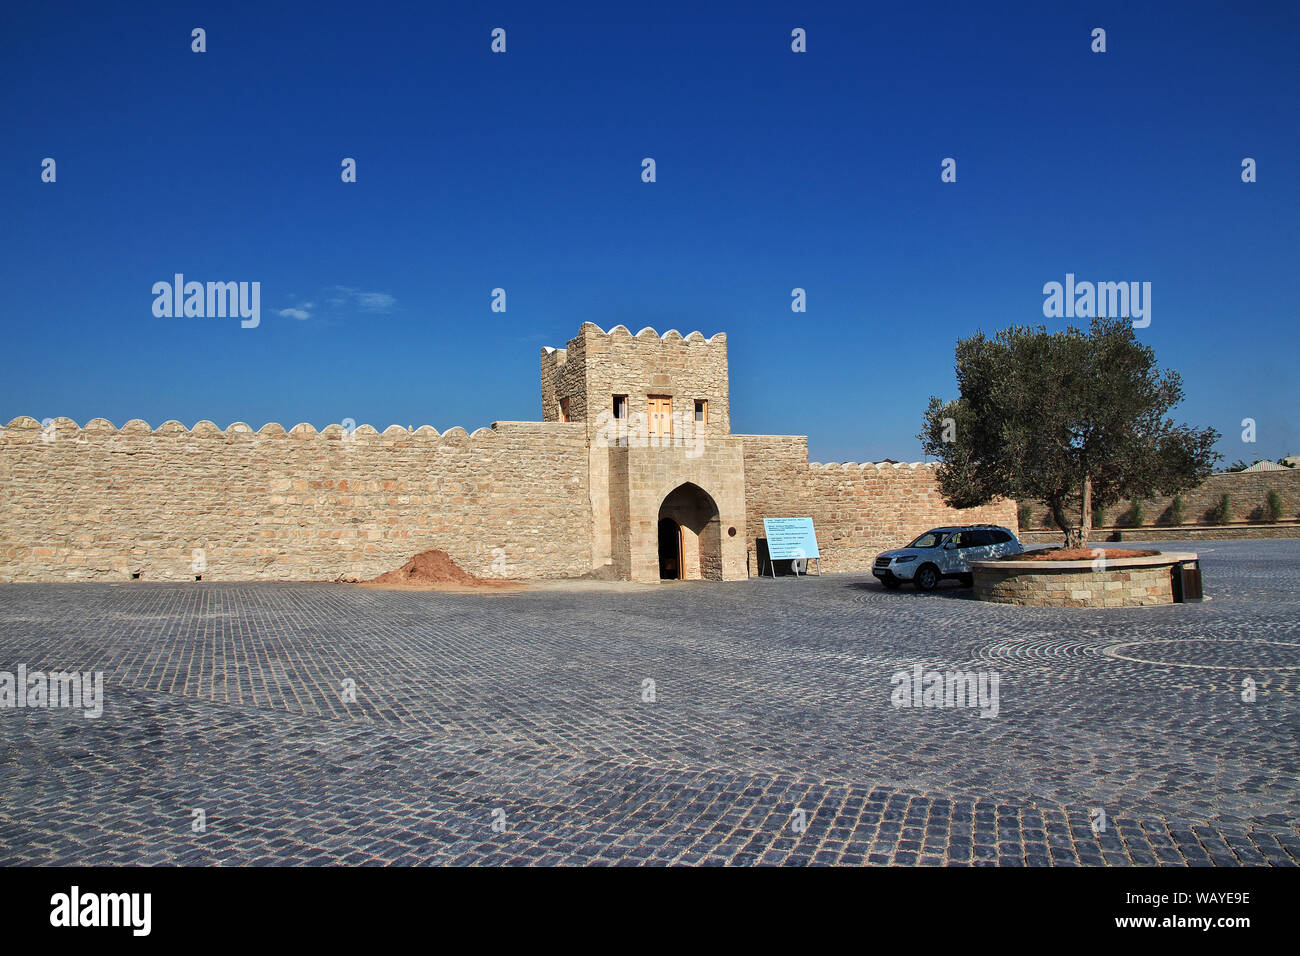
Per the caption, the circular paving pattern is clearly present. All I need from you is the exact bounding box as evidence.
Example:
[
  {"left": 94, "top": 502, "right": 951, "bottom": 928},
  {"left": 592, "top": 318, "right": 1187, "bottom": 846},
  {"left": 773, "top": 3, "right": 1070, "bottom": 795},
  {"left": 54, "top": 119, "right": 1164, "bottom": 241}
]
[
  {"left": 1104, "top": 639, "right": 1300, "bottom": 670},
  {"left": 973, "top": 634, "right": 1111, "bottom": 665}
]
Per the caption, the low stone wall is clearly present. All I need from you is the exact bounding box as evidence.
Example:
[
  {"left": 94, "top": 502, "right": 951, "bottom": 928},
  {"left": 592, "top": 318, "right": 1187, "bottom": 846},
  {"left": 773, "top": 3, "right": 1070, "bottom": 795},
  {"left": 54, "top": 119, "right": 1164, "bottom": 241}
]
[
  {"left": 1021, "top": 524, "right": 1300, "bottom": 544},
  {"left": 972, "top": 554, "right": 1195, "bottom": 607},
  {"left": 1019, "top": 468, "right": 1300, "bottom": 532}
]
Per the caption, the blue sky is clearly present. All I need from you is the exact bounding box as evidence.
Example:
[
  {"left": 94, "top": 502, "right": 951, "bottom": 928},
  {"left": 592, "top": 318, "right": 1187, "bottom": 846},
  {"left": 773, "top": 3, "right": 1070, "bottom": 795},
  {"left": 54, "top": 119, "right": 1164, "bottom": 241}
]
[{"left": 2, "top": 0, "right": 1297, "bottom": 464}]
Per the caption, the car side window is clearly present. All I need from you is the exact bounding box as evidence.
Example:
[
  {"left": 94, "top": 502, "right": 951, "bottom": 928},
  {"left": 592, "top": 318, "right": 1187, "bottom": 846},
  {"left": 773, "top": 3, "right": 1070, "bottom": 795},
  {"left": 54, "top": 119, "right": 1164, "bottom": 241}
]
[
  {"left": 946, "top": 532, "right": 962, "bottom": 547},
  {"left": 966, "top": 531, "right": 992, "bottom": 547},
  {"left": 990, "top": 530, "right": 1011, "bottom": 544}
]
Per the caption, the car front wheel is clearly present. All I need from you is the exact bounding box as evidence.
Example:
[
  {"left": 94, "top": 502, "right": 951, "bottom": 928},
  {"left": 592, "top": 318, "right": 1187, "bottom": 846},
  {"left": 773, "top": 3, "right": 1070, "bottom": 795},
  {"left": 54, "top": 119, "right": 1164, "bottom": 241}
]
[{"left": 914, "top": 564, "right": 939, "bottom": 591}]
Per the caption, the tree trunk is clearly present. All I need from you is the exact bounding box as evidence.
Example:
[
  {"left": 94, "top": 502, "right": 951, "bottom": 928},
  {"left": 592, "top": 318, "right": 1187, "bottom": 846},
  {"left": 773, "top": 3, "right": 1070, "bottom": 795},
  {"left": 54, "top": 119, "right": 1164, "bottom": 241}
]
[
  {"left": 1076, "top": 473, "right": 1093, "bottom": 550},
  {"left": 1051, "top": 498, "right": 1078, "bottom": 549}
]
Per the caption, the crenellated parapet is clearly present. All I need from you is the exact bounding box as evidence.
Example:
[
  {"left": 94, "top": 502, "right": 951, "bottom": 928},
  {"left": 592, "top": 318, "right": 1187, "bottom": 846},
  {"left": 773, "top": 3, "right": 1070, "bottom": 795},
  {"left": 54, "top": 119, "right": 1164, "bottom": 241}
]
[
  {"left": 808, "top": 460, "right": 938, "bottom": 471},
  {"left": 0, "top": 416, "right": 576, "bottom": 446},
  {"left": 541, "top": 322, "right": 731, "bottom": 432},
  {"left": 542, "top": 321, "right": 726, "bottom": 354}
]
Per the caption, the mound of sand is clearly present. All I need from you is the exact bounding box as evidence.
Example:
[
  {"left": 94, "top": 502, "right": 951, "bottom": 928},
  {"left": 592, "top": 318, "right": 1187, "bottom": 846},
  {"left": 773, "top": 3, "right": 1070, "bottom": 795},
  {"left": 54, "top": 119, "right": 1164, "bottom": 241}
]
[
  {"left": 576, "top": 563, "right": 623, "bottom": 581},
  {"left": 338, "top": 549, "right": 523, "bottom": 590}
]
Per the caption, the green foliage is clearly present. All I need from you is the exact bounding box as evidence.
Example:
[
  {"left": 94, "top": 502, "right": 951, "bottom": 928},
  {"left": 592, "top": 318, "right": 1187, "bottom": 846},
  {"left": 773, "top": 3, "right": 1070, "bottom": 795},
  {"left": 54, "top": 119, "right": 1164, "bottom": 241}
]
[
  {"left": 1092, "top": 504, "right": 1107, "bottom": 527},
  {"left": 1214, "top": 493, "right": 1232, "bottom": 525},
  {"left": 1170, "top": 494, "right": 1185, "bottom": 526},
  {"left": 1267, "top": 489, "right": 1284, "bottom": 523},
  {"left": 919, "top": 318, "right": 1221, "bottom": 544},
  {"left": 1125, "top": 501, "right": 1145, "bottom": 526},
  {"left": 1017, "top": 502, "right": 1034, "bottom": 529}
]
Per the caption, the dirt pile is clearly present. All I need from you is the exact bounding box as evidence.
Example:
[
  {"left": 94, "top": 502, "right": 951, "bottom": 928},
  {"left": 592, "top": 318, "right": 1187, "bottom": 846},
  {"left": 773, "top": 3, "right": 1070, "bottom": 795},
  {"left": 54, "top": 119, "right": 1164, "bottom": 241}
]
[
  {"left": 338, "top": 549, "right": 522, "bottom": 590},
  {"left": 576, "top": 563, "right": 623, "bottom": 581}
]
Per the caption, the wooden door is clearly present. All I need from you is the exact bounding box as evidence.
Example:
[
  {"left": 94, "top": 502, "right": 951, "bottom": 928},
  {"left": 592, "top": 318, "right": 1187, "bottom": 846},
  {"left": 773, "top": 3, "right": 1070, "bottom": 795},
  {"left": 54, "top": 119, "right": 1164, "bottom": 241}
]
[{"left": 648, "top": 396, "right": 672, "bottom": 437}]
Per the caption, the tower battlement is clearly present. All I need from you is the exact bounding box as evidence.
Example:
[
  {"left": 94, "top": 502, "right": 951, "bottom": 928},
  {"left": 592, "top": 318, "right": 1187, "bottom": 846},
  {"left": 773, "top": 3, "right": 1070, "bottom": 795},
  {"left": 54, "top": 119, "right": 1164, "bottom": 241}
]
[{"left": 540, "top": 322, "right": 729, "bottom": 434}]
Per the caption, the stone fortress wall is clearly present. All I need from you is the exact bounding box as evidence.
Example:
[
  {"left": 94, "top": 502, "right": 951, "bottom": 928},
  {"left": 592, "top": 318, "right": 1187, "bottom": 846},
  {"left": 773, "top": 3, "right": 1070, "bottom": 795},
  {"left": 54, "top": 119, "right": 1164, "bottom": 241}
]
[
  {"left": 0, "top": 418, "right": 593, "bottom": 582},
  {"left": 738, "top": 435, "right": 1017, "bottom": 574},
  {"left": 1, "top": 322, "right": 1018, "bottom": 583}
]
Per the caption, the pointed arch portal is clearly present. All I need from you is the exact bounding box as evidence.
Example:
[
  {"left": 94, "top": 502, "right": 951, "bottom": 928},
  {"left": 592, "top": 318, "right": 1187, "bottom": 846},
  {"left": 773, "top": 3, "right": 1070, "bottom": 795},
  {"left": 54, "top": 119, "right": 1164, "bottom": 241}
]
[{"left": 657, "top": 482, "right": 723, "bottom": 581}]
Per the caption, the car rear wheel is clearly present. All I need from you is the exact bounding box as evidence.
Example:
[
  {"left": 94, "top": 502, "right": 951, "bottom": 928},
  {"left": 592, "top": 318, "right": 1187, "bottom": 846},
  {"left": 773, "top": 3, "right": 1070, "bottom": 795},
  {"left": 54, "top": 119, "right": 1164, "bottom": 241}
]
[{"left": 914, "top": 564, "right": 939, "bottom": 591}]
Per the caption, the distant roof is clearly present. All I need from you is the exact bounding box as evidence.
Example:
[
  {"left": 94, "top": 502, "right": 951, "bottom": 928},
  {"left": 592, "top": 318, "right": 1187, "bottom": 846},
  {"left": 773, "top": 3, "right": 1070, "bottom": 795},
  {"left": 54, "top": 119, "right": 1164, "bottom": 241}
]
[{"left": 1242, "top": 460, "right": 1287, "bottom": 471}]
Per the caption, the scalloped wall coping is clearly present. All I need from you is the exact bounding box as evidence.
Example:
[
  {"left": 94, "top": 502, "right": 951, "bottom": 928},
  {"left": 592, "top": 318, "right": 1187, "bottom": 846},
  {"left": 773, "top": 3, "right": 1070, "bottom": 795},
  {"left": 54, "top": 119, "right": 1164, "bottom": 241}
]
[
  {"left": 808, "top": 461, "right": 936, "bottom": 471},
  {"left": 3, "top": 416, "right": 928, "bottom": 465},
  {"left": 543, "top": 322, "right": 726, "bottom": 353},
  {"left": 1, "top": 417, "right": 533, "bottom": 443}
]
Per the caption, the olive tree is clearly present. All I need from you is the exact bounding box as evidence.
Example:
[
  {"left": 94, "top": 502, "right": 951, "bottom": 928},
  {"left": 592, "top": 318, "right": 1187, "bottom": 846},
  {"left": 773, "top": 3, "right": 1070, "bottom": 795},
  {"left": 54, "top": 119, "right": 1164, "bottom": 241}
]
[{"left": 919, "top": 318, "right": 1219, "bottom": 549}]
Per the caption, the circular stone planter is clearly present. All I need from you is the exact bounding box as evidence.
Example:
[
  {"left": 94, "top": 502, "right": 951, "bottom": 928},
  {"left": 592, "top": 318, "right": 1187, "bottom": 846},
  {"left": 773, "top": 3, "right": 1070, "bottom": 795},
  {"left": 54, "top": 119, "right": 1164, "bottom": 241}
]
[{"left": 970, "top": 551, "right": 1198, "bottom": 608}]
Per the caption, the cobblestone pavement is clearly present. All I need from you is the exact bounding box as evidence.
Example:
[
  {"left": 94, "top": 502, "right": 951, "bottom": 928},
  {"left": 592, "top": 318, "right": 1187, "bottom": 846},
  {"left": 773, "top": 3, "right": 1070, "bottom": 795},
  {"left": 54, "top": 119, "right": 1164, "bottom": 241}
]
[{"left": 1, "top": 540, "right": 1297, "bottom": 866}]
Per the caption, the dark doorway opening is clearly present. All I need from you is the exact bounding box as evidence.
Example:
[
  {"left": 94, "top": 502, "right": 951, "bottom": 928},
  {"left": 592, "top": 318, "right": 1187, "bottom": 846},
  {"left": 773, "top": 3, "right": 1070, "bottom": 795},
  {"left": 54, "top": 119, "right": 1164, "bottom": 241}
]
[
  {"left": 658, "top": 517, "right": 682, "bottom": 579},
  {"left": 657, "top": 482, "right": 723, "bottom": 581}
]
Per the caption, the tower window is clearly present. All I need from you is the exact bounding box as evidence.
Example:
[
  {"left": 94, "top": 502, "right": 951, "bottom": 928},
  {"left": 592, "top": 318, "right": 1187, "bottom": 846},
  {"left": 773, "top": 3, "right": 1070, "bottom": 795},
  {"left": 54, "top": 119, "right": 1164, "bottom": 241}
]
[
  {"left": 694, "top": 399, "right": 708, "bottom": 424},
  {"left": 613, "top": 395, "right": 628, "bottom": 420},
  {"left": 559, "top": 397, "right": 571, "bottom": 422}
]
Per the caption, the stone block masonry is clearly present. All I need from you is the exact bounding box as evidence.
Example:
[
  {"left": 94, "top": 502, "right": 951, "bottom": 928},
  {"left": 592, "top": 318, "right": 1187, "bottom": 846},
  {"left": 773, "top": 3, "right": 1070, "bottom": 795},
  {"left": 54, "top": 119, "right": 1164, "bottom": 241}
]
[
  {"left": 1022, "top": 468, "right": 1300, "bottom": 532},
  {"left": 542, "top": 322, "right": 730, "bottom": 434},
  {"left": 0, "top": 417, "right": 592, "bottom": 582},
  {"left": 738, "top": 435, "right": 1017, "bottom": 574},
  {"left": 973, "top": 564, "right": 1176, "bottom": 608}
]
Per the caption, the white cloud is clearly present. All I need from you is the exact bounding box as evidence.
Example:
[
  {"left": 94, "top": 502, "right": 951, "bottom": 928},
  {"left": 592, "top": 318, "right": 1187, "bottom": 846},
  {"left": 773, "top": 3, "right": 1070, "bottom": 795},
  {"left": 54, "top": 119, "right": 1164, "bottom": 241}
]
[
  {"left": 328, "top": 286, "right": 397, "bottom": 313},
  {"left": 279, "top": 308, "right": 311, "bottom": 320},
  {"left": 354, "top": 292, "right": 396, "bottom": 312}
]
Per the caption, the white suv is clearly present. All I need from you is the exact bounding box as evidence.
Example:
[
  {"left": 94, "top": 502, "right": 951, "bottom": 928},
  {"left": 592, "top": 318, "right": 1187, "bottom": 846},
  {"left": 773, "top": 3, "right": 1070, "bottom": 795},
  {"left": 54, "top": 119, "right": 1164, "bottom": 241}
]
[{"left": 872, "top": 525, "right": 1022, "bottom": 591}]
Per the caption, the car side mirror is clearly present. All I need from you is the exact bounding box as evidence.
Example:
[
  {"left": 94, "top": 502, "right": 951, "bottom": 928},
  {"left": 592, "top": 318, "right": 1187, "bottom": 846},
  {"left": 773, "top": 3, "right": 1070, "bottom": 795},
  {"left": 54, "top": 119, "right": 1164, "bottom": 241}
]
[{"left": 943, "top": 542, "right": 956, "bottom": 549}]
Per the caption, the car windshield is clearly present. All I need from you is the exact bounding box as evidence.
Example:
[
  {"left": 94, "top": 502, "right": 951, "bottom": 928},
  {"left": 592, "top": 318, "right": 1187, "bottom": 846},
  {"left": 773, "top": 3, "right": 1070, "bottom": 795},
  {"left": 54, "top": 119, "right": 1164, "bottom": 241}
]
[{"left": 906, "top": 530, "right": 949, "bottom": 548}]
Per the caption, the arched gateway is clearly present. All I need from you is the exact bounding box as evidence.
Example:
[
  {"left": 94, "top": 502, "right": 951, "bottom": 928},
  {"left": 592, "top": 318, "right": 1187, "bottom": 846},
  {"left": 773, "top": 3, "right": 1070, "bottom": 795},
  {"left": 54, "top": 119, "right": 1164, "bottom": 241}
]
[{"left": 657, "top": 483, "right": 723, "bottom": 580}]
